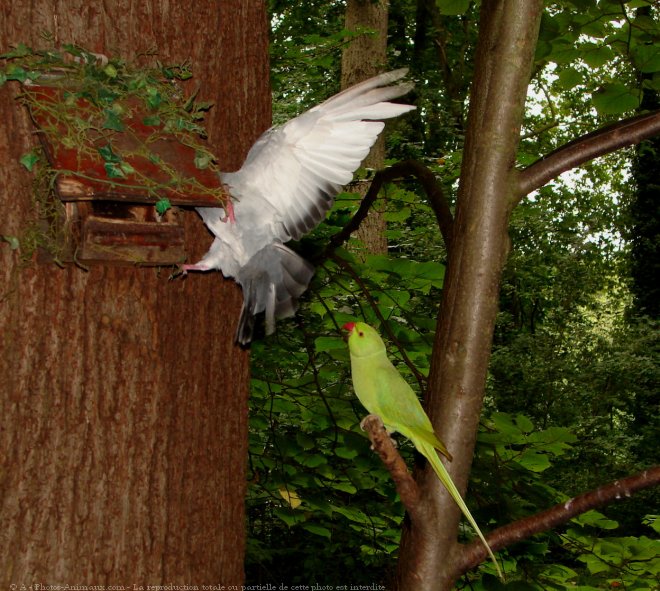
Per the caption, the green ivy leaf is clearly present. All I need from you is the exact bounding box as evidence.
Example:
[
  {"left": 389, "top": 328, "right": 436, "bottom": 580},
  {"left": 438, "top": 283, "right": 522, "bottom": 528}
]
[
  {"left": 142, "top": 115, "right": 161, "bottom": 126},
  {"left": 102, "top": 108, "right": 125, "bottom": 131},
  {"left": 155, "top": 198, "right": 172, "bottom": 215},
  {"left": 104, "top": 162, "right": 125, "bottom": 178},
  {"left": 0, "top": 42, "right": 32, "bottom": 59},
  {"left": 2, "top": 235, "right": 20, "bottom": 250},
  {"left": 119, "top": 162, "right": 135, "bottom": 176},
  {"left": 19, "top": 151, "right": 39, "bottom": 171},
  {"left": 5, "top": 64, "right": 28, "bottom": 82},
  {"left": 194, "top": 151, "right": 212, "bottom": 170},
  {"left": 97, "top": 144, "right": 121, "bottom": 163}
]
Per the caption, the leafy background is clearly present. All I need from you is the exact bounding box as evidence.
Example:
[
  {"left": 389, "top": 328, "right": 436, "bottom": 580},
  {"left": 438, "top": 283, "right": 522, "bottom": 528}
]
[{"left": 241, "top": 1, "right": 659, "bottom": 588}]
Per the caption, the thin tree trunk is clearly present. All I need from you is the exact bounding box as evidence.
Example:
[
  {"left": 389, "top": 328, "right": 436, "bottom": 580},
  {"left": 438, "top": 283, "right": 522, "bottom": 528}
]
[
  {"left": 341, "top": 0, "right": 389, "bottom": 256},
  {"left": 0, "top": 1, "right": 269, "bottom": 584},
  {"left": 396, "top": 2, "right": 543, "bottom": 589}
]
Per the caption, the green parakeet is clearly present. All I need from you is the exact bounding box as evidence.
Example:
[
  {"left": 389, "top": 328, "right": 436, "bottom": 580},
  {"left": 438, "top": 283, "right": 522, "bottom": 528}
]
[{"left": 343, "top": 321, "right": 502, "bottom": 579}]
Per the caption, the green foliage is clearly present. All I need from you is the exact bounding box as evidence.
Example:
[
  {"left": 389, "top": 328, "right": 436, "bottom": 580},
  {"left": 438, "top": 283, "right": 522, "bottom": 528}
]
[
  {"left": 251, "top": 1, "right": 660, "bottom": 586},
  {"left": 556, "top": 513, "right": 660, "bottom": 590}
]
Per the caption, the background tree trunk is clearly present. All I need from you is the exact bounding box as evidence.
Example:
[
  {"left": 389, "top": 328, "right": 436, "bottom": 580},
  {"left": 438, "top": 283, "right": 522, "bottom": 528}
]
[
  {"left": 341, "top": 0, "right": 389, "bottom": 256},
  {"left": 0, "top": 1, "right": 269, "bottom": 585}
]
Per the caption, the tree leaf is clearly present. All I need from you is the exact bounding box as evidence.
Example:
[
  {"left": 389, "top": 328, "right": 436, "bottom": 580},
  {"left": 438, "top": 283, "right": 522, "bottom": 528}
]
[
  {"left": 631, "top": 44, "right": 660, "bottom": 74},
  {"left": 301, "top": 523, "right": 331, "bottom": 539},
  {"left": 593, "top": 84, "right": 641, "bottom": 115},
  {"left": 436, "top": 0, "right": 471, "bottom": 15},
  {"left": 278, "top": 486, "right": 302, "bottom": 509},
  {"left": 314, "top": 336, "right": 345, "bottom": 353}
]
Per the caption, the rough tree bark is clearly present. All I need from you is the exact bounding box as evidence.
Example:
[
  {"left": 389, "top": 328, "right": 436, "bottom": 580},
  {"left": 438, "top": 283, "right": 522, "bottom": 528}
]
[
  {"left": 341, "top": 0, "right": 389, "bottom": 256},
  {"left": 0, "top": 1, "right": 269, "bottom": 585},
  {"left": 396, "top": 2, "right": 544, "bottom": 589}
]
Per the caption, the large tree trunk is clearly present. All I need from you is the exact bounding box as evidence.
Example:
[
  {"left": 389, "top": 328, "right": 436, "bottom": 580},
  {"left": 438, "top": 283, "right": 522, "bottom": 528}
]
[
  {"left": 396, "top": 2, "right": 543, "bottom": 589},
  {"left": 0, "top": 1, "right": 269, "bottom": 584},
  {"left": 341, "top": 0, "right": 389, "bottom": 256}
]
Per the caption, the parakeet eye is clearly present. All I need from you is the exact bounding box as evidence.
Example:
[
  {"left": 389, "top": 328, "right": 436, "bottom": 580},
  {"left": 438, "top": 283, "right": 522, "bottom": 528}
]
[{"left": 358, "top": 331, "right": 364, "bottom": 337}]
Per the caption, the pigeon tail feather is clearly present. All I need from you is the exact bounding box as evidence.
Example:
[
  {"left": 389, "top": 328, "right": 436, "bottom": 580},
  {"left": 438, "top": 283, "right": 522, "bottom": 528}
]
[{"left": 235, "top": 243, "right": 314, "bottom": 345}]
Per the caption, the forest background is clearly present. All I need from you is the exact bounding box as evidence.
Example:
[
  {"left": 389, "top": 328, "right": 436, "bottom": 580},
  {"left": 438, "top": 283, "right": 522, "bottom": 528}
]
[{"left": 245, "top": 1, "right": 659, "bottom": 589}]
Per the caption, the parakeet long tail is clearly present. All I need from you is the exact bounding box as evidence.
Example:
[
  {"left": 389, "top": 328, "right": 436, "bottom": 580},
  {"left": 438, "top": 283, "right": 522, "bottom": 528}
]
[{"left": 418, "top": 440, "right": 504, "bottom": 580}]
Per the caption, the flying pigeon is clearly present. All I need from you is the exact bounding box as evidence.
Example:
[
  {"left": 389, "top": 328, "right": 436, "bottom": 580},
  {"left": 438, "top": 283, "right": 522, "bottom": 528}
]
[{"left": 183, "top": 69, "right": 415, "bottom": 345}]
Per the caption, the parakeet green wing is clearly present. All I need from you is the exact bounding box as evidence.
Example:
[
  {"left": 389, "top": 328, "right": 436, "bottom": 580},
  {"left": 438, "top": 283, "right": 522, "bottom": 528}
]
[{"left": 357, "top": 357, "right": 452, "bottom": 460}]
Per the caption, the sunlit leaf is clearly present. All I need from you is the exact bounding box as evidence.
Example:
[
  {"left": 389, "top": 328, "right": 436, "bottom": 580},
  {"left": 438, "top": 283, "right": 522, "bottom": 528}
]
[{"left": 278, "top": 486, "right": 302, "bottom": 509}]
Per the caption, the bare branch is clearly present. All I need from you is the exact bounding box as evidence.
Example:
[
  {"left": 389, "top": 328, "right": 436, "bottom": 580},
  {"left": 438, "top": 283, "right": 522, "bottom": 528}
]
[
  {"left": 455, "top": 466, "right": 660, "bottom": 577},
  {"left": 361, "top": 414, "right": 422, "bottom": 520},
  {"left": 321, "top": 159, "right": 454, "bottom": 260},
  {"left": 516, "top": 110, "right": 660, "bottom": 201}
]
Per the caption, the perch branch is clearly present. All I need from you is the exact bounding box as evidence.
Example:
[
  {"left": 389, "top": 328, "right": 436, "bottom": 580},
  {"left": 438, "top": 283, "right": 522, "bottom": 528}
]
[
  {"left": 361, "top": 414, "right": 422, "bottom": 520},
  {"left": 516, "top": 110, "right": 660, "bottom": 202},
  {"left": 454, "top": 465, "right": 660, "bottom": 578},
  {"left": 321, "top": 159, "right": 454, "bottom": 260}
]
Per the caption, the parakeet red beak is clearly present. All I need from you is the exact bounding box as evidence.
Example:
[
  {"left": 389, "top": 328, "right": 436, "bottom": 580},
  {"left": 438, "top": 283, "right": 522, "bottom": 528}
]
[{"left": 342, "top": 322, "right": 356, "bottom": 333}]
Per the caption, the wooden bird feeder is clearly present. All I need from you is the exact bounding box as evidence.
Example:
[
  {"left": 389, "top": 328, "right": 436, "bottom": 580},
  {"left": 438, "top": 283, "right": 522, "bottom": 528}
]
[{"left": 25, "top": 81, "right": 227, "bottom": 266}]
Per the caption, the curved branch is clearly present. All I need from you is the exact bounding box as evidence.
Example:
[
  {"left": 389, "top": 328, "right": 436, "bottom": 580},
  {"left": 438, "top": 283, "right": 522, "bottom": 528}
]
[
  {"left": 455, "top": 465, "right": 660, "bottom": 577},
  {"left": 361, "top": 414, "right": 422, "bottom": 520},
  {"left": 321, "top": 159, "right": 454, "bottom": 260},
  {"left": 516, "top": 110, "right": 660, "bottom": 201}
]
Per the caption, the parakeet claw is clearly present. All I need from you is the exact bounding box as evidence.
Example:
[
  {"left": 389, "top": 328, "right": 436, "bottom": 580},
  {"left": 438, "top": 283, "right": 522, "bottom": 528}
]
[
  {"left": 360, "top": 415, "right": 398, "bottom": 447},
  {"left": 360, "top": 415, "right": 381, "bottom": 432}
]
